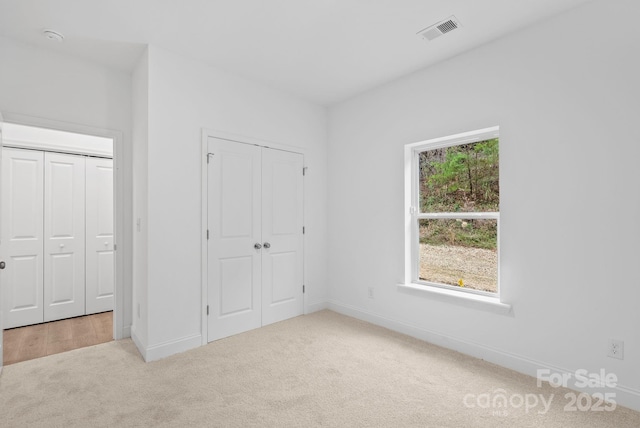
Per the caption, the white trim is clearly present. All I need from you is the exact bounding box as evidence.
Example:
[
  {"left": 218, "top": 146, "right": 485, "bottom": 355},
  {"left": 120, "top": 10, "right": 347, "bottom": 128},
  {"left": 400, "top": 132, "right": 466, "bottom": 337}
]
[
  {"left": 327, "top": 301, "right": 640, "bottom": 412},
  {"left": 397, "top": 283, "right": 511, "bottom": 314},
  {"left": 305, "top": 299, "right": 329, "bottom": 314},
  {"left": 3, "top": 122, "right": 113, "bottom": 158},
  {"left": 144, "top": 333, "right": 202, "bottom": 362},
  {"left": 406, "top": 125, "right": 500, "bottom": 151},
  {"left": 403, "top": 143, "right": 413, "bottom": 285},
  {"left": 2, "top": 113, "right": 127, "bottom": 340},
  {"left": 200, "top": 128, "right": 307, "bottom": 345},
  {"left": 201, "top": 128, "right": 306, "bottom": 155},
  {"left": 417, "top": 212, "right": 499, "bottom": 220},
  {"left": 132, "top": 327, "right": 201, "bottom": 363},
  {"left": 200, "top": 131, "right": 209, "bottom": 346},
  {"left": 301, "top": 156, "right": 307, "bottom": 317},
  {"left": 130, "top": 327, "right": 147, "bottom": 361}
]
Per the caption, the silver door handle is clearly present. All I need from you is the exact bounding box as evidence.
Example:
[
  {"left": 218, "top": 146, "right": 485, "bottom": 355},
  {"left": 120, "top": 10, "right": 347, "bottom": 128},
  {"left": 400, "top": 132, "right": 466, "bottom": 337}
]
[
  {"left": 254, "top": 243, "right": 262, "bottom": 249},
  {"left": 263, "top": 242, "right": 271, "bottom": 249}
]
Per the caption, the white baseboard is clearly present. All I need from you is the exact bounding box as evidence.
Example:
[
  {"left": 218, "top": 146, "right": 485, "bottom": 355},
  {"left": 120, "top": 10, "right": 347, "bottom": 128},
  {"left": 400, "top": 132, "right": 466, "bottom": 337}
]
[
  {"left": 327, "top": 300, "right": 640, "bottom": 412},
  {"left": 131, "top": 325, "right": 202, "bottom": 363},
  {"left": 144, "top": 333, "right": 202, "bottom": 362},
  {"left": 305, "top": 299, "right": 329, "bottom": 314},
  {"left": 122, "top": 324, "right": 131, "bottom": 339},
  {"left": 130, "top": 327, "right": 147, "bottom": 361}
]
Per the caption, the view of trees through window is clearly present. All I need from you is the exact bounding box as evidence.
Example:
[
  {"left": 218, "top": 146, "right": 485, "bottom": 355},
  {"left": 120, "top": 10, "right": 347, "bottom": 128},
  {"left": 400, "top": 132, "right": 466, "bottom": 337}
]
[{"left": 418, "top": 138, "right": 499, "bottom": 293}]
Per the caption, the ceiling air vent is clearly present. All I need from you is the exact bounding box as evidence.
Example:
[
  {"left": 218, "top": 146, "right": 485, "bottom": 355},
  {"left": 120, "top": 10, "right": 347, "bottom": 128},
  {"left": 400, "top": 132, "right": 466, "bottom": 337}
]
[{"left": 417, "top": 16, "right": 460, "bottom": 42}]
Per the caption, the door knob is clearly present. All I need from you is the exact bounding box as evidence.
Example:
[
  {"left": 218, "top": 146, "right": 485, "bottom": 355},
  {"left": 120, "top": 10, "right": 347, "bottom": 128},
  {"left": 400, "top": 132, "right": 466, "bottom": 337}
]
[
  {"left": 60, "top": 243, "right": 65, "bottom": 248},
  {"left": 0, "top": 261, "right": 5, "bottom": 269},
  {"left": 263, "top": 242, "right": 271, "bottom": 249},
  {"left": 254, "top": 243, "right": 262, "bottom": 250}
]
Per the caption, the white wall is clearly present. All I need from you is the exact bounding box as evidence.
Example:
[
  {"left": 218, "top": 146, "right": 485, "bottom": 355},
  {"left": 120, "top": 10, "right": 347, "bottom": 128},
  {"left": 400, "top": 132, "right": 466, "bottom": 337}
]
[
  {"left": 131, "top": 49, "right": 149, "bottom": 351},
  {"left": 137, "top": 46, "right": 328, "bottom": 359},
  {"left": 327, "top": 0, "right": 640, "bottom": 410},
  {"left": 0, "top": 36, "right": 134, "bottom": 336}
]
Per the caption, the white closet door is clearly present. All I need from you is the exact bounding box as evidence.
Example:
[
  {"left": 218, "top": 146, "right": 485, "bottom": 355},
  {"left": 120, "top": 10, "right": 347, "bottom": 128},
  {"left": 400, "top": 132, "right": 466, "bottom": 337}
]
[
  {"left": 207, "top": 138, "right": 305, "bottom": 342},
  {"left": 85, "top": 157, "right": 114, "bottom": 315},
  {"left": 207, "top": 138, "right": 262, "bottom": 341},
  {"left": 1, "top": 148, "right": 44, "bottom": 329},
  {"left": 43, "top": 152, "right": 86, "bottom": 322},
  {"left": 261, "top": 149, "right": 304, "bottom": 326}
]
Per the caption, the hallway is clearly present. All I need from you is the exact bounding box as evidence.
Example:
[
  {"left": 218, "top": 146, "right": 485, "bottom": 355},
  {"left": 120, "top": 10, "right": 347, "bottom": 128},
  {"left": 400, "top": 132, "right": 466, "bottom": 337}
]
[{"left": 3, "top": 311, "right": 113, "bottom": 365}]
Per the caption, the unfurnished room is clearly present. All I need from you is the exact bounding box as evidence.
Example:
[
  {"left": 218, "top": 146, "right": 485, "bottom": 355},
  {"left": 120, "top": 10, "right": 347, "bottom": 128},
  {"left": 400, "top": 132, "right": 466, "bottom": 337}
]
[{"left": 0, "top": 0, "right": 639, "bottom": 427}]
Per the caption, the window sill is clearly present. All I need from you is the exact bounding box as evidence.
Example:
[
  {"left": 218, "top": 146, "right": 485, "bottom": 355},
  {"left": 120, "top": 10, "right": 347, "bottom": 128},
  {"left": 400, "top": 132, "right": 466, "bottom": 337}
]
[{"left": 397, "top": 283, "right": 512, "bottom": 315}]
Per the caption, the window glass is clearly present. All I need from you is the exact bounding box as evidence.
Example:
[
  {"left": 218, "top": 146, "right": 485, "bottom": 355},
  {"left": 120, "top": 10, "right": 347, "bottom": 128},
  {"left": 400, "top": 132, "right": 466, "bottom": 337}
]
[
  {"left": 418, "top": 218, "right": 498, "bottom": 293},
  {"left": 414, "top": 135, "right": 499, "bottom": 295},
  {"left": 419, "top": 139, "right": 499, "bottom": 213}
]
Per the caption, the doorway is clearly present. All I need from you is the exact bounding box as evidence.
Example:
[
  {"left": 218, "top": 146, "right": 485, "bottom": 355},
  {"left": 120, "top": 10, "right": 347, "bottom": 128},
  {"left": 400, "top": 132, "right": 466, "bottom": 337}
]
[
  {"left": 3, "top": 312, "right": 113, "bottom": 365},
  {"left": 203, "top": 135, "right": 305, "bottom": 342},
  {"left": 0, "top": 120, "right": 122, "bottom": 366}
]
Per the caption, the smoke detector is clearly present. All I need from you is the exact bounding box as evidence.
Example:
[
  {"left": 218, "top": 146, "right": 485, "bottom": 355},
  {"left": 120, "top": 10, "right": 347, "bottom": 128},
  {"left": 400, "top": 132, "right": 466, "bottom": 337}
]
[
  {"left": 43, "top": 29, "right": 64, "bottom": 42},
  {"left": 417, "top": 16, "right": 461, "bottom": 42}
]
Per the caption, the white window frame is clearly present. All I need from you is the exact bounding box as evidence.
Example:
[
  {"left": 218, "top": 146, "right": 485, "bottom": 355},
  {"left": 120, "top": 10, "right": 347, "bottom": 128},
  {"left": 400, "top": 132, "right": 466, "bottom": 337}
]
[{"left": 402, "top": 126, "right": 509, "bottom": 310}]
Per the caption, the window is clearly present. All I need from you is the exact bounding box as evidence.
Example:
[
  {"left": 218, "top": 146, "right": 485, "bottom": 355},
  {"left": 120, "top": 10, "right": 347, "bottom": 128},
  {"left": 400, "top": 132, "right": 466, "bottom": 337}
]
[{"left": 405, "top": 127, "right": 500, "bottom": 297}]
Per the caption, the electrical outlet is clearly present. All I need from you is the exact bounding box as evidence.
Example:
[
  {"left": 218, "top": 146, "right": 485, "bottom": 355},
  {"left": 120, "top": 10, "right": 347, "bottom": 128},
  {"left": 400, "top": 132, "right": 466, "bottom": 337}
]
[
  {"left": 367, "top": 287, "right": 374, "bottom": 299},
  {"left": 608, "top": 339, "right": 624, "bottom": 360}
]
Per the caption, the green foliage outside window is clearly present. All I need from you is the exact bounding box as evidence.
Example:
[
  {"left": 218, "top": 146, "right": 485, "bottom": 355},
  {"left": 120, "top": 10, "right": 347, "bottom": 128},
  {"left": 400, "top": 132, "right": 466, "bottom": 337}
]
[{"left": 418, "top": 139, "right": 499, "bottom": 250}]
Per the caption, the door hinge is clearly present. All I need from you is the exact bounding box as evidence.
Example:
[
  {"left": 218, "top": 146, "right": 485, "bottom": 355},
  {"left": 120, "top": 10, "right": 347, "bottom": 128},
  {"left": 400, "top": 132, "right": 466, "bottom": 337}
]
[
  {"left": 303, "top": 167, "right": 307, "bottom": 176},
  {"left": 303, "top": 226, "right": 305, "bottom": 234},
  {"left": 114, "top": 244, "right": 117, "bottom": 251},
  {"left": 206, "top": 305, "right": 209, "bottom": 315},
  {"left": 303, "top": 285, "right": 305, "bottom": 294},
  {"left": 207, "top": 229, "right": 209, "bottom": 240}
]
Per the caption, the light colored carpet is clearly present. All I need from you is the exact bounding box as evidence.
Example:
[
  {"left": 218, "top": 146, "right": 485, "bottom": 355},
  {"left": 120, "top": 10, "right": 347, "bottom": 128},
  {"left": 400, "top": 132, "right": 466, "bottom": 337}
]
[{"left": 1, "top": 310, "right": 638, "bottom": 427}]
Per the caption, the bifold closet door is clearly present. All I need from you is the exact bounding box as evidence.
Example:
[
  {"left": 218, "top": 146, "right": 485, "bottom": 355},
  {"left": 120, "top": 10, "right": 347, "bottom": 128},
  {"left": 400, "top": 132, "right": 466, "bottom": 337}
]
[
  {"left": 85, "top": 157, "right": 114, "bottom": 315},
  {"left": 207, "top": 138, "right": 304, "bottom": 342},
  {"left": 1, "top": 148, "right": 44, "bottom": 329},
  {"left": 43, "top": 152, "right": 86, "bottom": 322}
]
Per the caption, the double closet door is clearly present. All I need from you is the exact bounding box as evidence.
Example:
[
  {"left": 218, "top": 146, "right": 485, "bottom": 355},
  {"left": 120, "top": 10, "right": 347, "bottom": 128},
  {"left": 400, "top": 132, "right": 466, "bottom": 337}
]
[
  {"left": 1, "top": 148, "right": 114, "bottom": 329},
  {"left": 207, "top": 138, "right": 304, "bottom": 342}
]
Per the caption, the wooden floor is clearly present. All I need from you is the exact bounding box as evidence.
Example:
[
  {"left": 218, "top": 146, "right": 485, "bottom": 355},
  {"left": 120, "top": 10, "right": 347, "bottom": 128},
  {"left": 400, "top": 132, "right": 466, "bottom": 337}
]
[{"left": 3, "top": 311, "right": 113, "bottom": 366}]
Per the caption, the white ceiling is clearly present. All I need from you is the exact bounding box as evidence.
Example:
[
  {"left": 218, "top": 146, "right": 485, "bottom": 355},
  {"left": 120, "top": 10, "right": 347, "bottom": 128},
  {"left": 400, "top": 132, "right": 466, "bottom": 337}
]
[{"left": 0, "top": 0, "right": 593, "bottom": 106}]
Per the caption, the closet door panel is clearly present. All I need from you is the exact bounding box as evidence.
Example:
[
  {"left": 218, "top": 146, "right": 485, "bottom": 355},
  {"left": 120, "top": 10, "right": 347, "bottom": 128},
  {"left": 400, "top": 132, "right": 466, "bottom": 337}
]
[
  {"left": 1, "top": 148, "right": 44, "bottom": 328},
  {"left": 85, "top": 157, "right": 114, "bottom": 315},
  {"left": 43, "top": 152, "right": 85, "bottom": 322},
  {"left": 261, "top": 149, "right": 304, "bottom": 326},
  {"left": 207, "top": 138, "right": 262, "bottom": 342}
]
